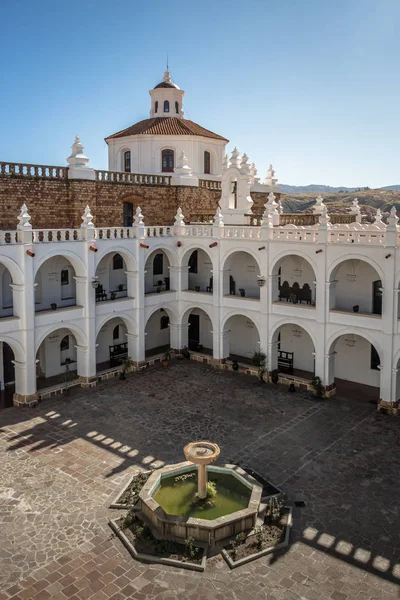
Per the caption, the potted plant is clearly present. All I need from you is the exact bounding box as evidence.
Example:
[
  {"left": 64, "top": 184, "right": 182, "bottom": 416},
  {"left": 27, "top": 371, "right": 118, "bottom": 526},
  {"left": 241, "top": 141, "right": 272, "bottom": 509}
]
[
  {"left": 51, "top": 303, "right": 57, "bottom": 310},
  {"left": 239, "top": 288, "right": 246, "bottom": 297},
  {"left": 118, "top": 284, "right": 124, "bottom": 291},
  {"left": 111, "top": 291, "right": 117, "bottom": 300},
  {"left": 120, "top": 356, "right": 134, "bottom": 380},
  {"left": 311, "top": 375, "right": 324, "bottom": 398},
  {"left": 353, "top": 304, "right": 359, "bottom": 313},
  {"left": 252, "top": 350, "right": 267, "bottom": 383},
  {"left": 162, "top": 350, "right": 171, "bottom": 367},
  {"left": 271, "top": 370, "right": 279, "bottom": 384},
  {"left": 195, "top": 286, "right": 200, "bottom": 292},
  {"left": 182, "top": 346, "right": 190, "bottom": 360}
]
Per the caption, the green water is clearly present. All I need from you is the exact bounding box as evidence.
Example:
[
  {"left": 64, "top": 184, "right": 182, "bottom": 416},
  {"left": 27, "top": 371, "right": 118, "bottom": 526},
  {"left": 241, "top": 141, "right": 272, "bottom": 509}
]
[{"left": 153, "top": 469, "right": 251, "bottom": 520}]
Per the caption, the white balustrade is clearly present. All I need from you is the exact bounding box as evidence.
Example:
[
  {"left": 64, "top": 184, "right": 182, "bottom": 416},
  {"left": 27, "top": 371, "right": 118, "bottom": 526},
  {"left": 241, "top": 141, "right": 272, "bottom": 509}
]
[
  {"left": 223, "top": 227, "right": 261, "bottom": 240},
  {"left": 32, "top": 229, "right": 82, "bottom": 242},
  {"left": 181, "top": 225, "right": 213, "bottom": 237},
  {"left": 0, "top": 231, "right": 19, "bottom": 244},
  {"left": 145, "top": 226, "right": 173, "bottom": 237},
  {"left": 94, "top": 227, "right": 133, "bottom": 240}
]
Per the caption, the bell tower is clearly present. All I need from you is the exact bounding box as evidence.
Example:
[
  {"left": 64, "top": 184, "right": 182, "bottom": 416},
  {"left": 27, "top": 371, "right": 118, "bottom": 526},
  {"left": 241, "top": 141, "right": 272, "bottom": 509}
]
[{"left": 149, "top": 71, "right": 185, "bottom": 118}]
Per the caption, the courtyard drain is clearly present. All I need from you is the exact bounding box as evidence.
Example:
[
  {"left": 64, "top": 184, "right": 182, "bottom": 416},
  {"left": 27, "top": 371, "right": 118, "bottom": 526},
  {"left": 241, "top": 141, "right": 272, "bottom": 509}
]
[{"left": 294, "top": 500, "right": 306, "bottom": 508}]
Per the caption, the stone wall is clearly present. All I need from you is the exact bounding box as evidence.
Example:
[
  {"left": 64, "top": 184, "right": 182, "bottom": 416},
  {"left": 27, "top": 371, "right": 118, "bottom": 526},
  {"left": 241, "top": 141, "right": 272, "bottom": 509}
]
[{"left": 0, "top": 175, "right": 275, "bottom": 228}]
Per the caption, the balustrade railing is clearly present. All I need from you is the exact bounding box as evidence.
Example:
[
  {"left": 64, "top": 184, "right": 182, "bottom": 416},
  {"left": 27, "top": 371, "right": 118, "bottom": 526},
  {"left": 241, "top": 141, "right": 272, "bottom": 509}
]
[
  {"left": 32, "top": 229, "right": 82, "bottom": 242},
  {"left": 223, "top": 227, "right": 261, "bottom": 240},
  {"left": 199, "top": 179, "right": 222, "bottom": 190},
  {"left": 0, "top": 162, "right": 66, "bottom": 179},
  {"left": 95, "top": 170, "right": 171, "bottom": 186},
  {"left": 273, "top": 228, "right": 319, "bottom": 242},
  {"left": 145, "top": 226, "right": 173, "bottom": 237},
  {"left": 0, "top": 231, "right": 19, "bottom": 244},
  {"left": 94, "top": 227, "right": 133, "bottom": 240},
  {"left": 328, "top": 229, "right": 385, "bottom": 244},
  {"left": 182, "top": 225, "right": 213, "bottom": 237},
  {"left": 279, "top": 213, "right": 318, "bottom": 226}
]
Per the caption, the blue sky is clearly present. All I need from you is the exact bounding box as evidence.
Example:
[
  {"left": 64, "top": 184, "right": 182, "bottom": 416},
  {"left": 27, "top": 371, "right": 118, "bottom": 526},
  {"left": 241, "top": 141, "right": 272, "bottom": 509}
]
[{"left": 0, "top": 0, "right": 399, "bottom": 187}]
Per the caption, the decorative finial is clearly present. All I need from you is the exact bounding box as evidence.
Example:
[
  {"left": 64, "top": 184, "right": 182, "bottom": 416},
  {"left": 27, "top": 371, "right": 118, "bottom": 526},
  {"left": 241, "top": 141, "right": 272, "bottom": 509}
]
[
  {"left": 81, "top": 205, "right": 94, "bottom": 229},
  {"left": 134, "top": 206, "right": 144, "bottom": 226},
  {"left": 213, "top": 207, "right": 224, "bottom": 227},
  {"left": 163, "top": 70, "right": 171, "bottom": 83},
  {"left": 240, "top": 153, "right": 251, "bottom": 174},
  {"left": 374, "top": 208, "right": 384, "bottom": 226},
  {"left": 265, "top": 164, "right": 278, "bottom": 186},
  {"left": 387, "top": 206, "right": 399, "bottom": 231},
  {"left": 67, "top": 135, "right": 89, "bottom": 168},
  {"left": 174, "top": 207, "right": 185, "bottom": 226},
  {"left": 313, "top": 194, "right": 326, "bottom": 214},
  {"left": 229, "top": 146, "right": 241, "bottom": 169},
  {"left": 17, "top": 203, "right": 32, "bottom": 230},
  {"left": 174, "top": 151, "right": 193, "bottom": 176}
]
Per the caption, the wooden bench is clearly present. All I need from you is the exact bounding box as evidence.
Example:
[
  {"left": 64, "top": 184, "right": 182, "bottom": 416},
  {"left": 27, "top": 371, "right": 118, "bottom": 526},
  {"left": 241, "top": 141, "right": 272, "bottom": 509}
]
[{"left": 278, "top": 350, "right": 294, "bottom": 373}]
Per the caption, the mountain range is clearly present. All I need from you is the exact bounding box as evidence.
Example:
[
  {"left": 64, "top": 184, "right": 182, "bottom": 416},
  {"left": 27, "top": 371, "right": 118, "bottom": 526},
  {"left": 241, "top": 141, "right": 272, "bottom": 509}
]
[{"left": 280, "top": 184, "right": 400, "bottom": 194}]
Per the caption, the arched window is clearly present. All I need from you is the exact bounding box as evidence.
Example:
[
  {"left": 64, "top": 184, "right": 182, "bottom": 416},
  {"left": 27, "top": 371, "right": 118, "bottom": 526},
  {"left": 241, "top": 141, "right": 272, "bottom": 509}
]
[
  {"left": 60, "top": 335, "right": 69, "bottom": 352},
  {"left": 113, "top": 325, "right": 120, "bottom": 341},
  {"left": 113, "top": 253, "right": 123, "bottom": 270},
  {"left": 124, "top": 151, "right": 131, "bottom": 173},
  {"left": 204, "top": 151, "right": 211, "bottom": 175},
  {"left": 155, "top": 101, "right": 158, "bottom": 113},
  {"left": 175, "top": 101, "right": 179, "bottom": 114},
  {"left": 164, "top": 100, "right": 170, "bottom": 113},
  {"left": 161, "top": 149, "right": 174, "bottom": 172},
  {"left": 160, "top": 315, "right": 169, "bottom": 330}
]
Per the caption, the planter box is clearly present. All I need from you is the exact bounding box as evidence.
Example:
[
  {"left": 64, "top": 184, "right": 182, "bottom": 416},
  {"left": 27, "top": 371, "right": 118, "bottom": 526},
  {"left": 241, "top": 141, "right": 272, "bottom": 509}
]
[
  {"left": 109, "top": 470, "right": 152, "bottom": 509},
  {"left": 108, "top": 519, "right": 208, "bottom": 572},
  {"left": 221, "top": 507, "right": 293, "bottom": 569}
]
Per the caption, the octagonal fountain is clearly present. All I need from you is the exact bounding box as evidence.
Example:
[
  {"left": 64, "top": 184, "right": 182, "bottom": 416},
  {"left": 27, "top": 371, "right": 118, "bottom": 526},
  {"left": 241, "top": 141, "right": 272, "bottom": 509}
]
[{"left": 139, "top": 441, "right": 263, "bottom": 545}]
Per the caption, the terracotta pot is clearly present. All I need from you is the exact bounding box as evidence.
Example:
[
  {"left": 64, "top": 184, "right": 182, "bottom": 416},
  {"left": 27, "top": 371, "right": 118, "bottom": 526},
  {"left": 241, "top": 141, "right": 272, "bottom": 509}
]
[{"left": 162, "top": 360, "right": 169, "bottom": 368}]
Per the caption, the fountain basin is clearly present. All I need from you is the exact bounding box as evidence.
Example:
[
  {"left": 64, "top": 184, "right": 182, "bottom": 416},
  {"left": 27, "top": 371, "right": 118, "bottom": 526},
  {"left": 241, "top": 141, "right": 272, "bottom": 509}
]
[{"left": 139, "top": 461, "right": 263, "bottom": 545}]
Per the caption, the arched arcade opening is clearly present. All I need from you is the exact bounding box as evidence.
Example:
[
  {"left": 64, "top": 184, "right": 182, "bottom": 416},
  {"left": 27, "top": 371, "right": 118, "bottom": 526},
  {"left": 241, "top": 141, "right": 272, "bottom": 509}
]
[
  {"left": 36, "top": 328, "right": 78, "bottom": 389},
  {"left": 145, "top": 309, "right": 171, "bottom": 358},
  {"left": 145, "top": 250, "right": 171, "bottom": 295},
  {"left": 223, "top": 251, "right": 260, "bottom": 299},
  {"left": 223, "top": 314, "right": 260, "bottom": 365},
  {"left": 95, "top": 252, "right": 128, "bottom": 302},
  {"left": 272, "top": 254, "right": 316, "bottom": 306},
  {"left": 96, "top": 317, "right": 128, "bottom": 371},
  {"left": 329, "top": 259, "right": 382, "bottom": 316},
  {"left": 271, "top": 323, "right": 315, "bottom": 379},
  {"left": 34, "top": 256, "right": 78, "bottom": 312}
]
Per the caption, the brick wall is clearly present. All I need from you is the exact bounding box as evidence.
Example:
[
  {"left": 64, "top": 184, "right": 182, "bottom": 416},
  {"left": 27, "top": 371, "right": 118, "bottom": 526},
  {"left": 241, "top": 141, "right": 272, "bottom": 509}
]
[{"left": 0, "top": 176, "right": 278, "bottom": 229}]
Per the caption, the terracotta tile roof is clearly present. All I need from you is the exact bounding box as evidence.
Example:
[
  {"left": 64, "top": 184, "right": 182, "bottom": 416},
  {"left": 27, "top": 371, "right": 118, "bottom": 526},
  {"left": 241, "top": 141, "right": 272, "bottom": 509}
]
[{"left": 105, "top": 117, "right": 228, "bottom": 142}]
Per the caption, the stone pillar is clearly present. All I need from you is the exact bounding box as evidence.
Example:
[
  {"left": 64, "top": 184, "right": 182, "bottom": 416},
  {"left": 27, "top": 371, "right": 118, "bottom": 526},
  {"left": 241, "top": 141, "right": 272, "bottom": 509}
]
[
  {"left": 197, "top": 464, "right": 207, "bottom": 499},
  {"left": 126, "top": 332, "right": 142, "bottom": 363},
  {"left": 169, "top": 265, "right": 186, "bottom": 294},
  {"left": 268, "top": 340, "right": 279, "bottom": 372},
  {"left": 13, "top": 241, "right": 37, "bottom": 407},
  {"left": 324, "top": 352, "right": 336, "bottom": 397},
  {"left": 214, "top": 329, "right": 230, "bottom": 362},
  {"left": 76, "top": 345, "right": 96, "bottom": 387},
  {"left": 169, "top": 323, "right": 189, "bottom": 352},
  {"left": 390, "top": 367, "right": 398, "bottom": 405}
]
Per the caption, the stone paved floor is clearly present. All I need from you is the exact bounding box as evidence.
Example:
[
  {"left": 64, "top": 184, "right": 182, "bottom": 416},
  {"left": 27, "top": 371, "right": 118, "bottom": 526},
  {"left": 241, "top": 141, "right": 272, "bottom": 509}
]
[{"left": 0, "top": 361, "right": 399, "bottom": 600}]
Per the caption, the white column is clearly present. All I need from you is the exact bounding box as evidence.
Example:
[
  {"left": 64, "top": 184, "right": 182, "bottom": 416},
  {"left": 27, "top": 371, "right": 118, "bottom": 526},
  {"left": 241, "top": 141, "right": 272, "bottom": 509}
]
[
  {"left": 214, "top": 329, "right": 230, "bottom": 361},
  {"left": 126, "top": 332, "right": 142, "bottom": 363},
  {"left": 169, "top": 323, "right": 189, "bottom": 351},
  {"left": 390, "top": 367, "right": 398, "bottom": 404},
  {"left": 268, "top": 340, "right": 279, "bottom": 372},
  {"left": 13, "top": 243, "right": 37, "bottom": 406},
  {"left": 324, "top": 352, "right": 336, "bottom": 390}
]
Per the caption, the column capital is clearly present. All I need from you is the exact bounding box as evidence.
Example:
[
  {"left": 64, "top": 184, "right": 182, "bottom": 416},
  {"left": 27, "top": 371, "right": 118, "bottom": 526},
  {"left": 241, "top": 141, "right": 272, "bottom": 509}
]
[
  {"left": 125, "top": 332, "right": 138, "bottom": 340},
  {"left": 74, "top": 276, "right": 87, "bottom": 284},
  {"left": 168, "top": 265, "right": 189, "bottom": 273},
  {"left": 168, "top": 323, "right": 189, "bottom": 331},
  {"left": 324, "top": 352, "right": 336, "bottom": 359},
  {"left": 10, "top": 284, "right": 24, "bottom": 292},
  {"left": 75, "top": 344, "right": 88, "bottom": 353}
]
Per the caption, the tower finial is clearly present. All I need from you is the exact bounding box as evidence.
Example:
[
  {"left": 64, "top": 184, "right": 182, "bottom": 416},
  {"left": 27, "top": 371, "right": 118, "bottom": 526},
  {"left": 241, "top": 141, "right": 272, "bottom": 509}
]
[{"left": 166, "top": 52, "right": 169, "bottom": 71}]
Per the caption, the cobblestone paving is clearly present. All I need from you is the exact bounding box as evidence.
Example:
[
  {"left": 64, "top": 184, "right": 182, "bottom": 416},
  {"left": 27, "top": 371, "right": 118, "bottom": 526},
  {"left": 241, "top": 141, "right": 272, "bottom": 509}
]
[{"left": 0, "top": 361, "right": 399, "bottom": 599}]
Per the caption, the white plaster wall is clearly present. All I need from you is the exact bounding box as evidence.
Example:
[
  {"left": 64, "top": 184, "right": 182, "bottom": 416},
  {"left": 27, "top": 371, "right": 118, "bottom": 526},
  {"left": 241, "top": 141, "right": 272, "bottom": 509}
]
[
  {"left": 145, "top": 251, "right": 170, "bottom": 294},
  {"left": 0, "top": 265, "right": 13, "bottom": 317},
  {"left": 96, "top": 254, "right": 127, "bottom": 296},
  {"left": 226, "top": 315, "right": 260, "bottom": 359},
  {"left": 279, "top": 324, "right": 315, "bottom": 373},
  {"left": 145, "top": 309, "right": 170, "bottom": 352},
  {"left": 224, "top": 252, "right": 260, "bottom": 298},
  {"left": 38, "top": 328, "right": 77, "bottom": 378},
  {"left": 333, "top": 260, "right": 380, "bottom": 313},
  {"left": 96, "top": 318, "right": 127, "bottom": 364},
  {"left": 108, "top": 135, "right": 225, "bottom": 178},
  {"left": 334, "top": 335, "right": 380, "bottom": 387},
  {"left": 187, "top": 249, "right": 213, "bottom": 291},
  {"left": 189, "top": 309, "right": 213, "bottom": 350},
  {"left": 35, "top": 257, "right": 76, "bottom": 310}
]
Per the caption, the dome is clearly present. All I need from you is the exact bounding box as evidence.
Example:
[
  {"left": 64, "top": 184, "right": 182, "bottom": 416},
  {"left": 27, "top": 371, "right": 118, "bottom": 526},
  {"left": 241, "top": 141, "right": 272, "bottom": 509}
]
[
  {"left": 154, "top": 81, "right": 180, "bottom": 90},
  {"left": 154, "top": 71, "right": 180, "bottom": 90}
]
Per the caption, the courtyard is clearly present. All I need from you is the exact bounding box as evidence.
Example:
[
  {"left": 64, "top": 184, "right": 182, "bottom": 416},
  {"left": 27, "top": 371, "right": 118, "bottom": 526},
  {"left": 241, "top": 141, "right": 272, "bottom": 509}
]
[{"left": 0, "top": 361, "right": 399, "bottom": 600}]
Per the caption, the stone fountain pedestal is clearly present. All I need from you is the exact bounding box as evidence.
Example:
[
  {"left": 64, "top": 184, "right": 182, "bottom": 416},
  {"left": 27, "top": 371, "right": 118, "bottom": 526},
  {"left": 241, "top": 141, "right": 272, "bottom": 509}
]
[{"left": 183, "top": 441, "right": 220, "bottom": 499}]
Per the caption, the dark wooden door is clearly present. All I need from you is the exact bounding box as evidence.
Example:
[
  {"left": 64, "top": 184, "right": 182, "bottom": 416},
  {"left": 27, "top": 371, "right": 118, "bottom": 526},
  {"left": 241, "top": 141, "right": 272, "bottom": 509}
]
[
  {"left": 3, "top": 343, "right": 15, "bottom": 386},
  {"left": 372, "top": 280, "right": 382, "bottom": 315},
  {"left": 188, "top": 314, "right": 200, "bottom": 350}
]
